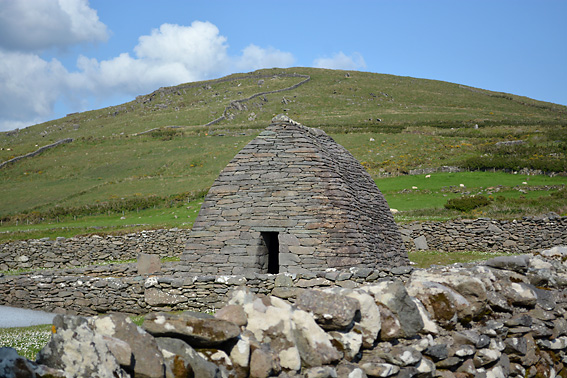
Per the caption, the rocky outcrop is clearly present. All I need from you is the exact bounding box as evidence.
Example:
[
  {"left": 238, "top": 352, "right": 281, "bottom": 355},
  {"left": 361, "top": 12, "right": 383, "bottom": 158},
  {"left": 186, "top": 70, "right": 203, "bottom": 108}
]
[{"left": 4, "top": 246, "right": 567, "bottom": 377}]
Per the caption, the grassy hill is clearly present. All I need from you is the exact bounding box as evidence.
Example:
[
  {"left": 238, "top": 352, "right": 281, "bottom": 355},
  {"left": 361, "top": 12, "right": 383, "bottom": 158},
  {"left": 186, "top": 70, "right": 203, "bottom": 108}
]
[{"left": 1, "top": 67, "right": 566, "bottom": 240}]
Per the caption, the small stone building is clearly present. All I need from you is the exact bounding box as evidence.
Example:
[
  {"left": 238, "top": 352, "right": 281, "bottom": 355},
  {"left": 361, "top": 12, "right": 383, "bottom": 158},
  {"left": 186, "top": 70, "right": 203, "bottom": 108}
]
[{"left": 182, "top": 115, "right": 408, "bottom": 274}]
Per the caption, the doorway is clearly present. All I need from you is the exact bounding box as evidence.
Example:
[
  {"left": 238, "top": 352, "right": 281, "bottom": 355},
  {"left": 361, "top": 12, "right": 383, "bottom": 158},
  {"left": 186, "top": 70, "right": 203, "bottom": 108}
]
[{"left": 261, "top": 232, "right": 279, "bottom": 274}]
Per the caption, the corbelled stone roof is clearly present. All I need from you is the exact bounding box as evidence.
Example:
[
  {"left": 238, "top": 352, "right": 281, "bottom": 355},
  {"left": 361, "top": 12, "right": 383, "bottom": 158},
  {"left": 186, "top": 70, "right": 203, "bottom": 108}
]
[{"left": 182, "top": 115, "right": 408, "bottom": 274}]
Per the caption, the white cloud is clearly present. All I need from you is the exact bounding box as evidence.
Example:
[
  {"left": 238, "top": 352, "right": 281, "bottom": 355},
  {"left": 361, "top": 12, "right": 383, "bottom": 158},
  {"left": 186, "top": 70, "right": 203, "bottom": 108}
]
[
  {"left": 0, "top": 0, "right": 109, "bottom": 51},
  {"left": 236, "top": 44, "right": 295, "bottom": 71},
  {"left": 0, "top": 50, "right": 71, "bottom": 129},
  {"left": 313, "top": 52, "right": 367, "bottom": 70},
  {"left": 73, "top": 22, "right": 232, "bottom": 97},
  {"left": 75, "top": 23, "right": 296, "bottom": 99},
  {"left": 0, "top": 5, "right": 296, "bottom": 131}
]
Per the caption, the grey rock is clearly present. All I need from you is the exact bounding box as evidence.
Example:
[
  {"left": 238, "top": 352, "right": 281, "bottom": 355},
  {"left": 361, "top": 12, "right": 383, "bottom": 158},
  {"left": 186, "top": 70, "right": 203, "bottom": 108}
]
[
  {"left": 397, "top": 366, "right": 419, "bottom": 378},
  {"left": 484, "top": 255, "right": 530, "bottom": 273},
  {"left": 274, "top": 273, "right": 295, "bottom": 287},
  {"left": 377, "top": 304, "right": 403, "bottom": 340},
  {"left": 424, "top": 344, "right": 449, "bottom": 361},
  {"left": 406, "top": 280, "right": 468, "bottom": 328},
  {"left": 92, "top": 313, "right": 165, "bottom": 378},
  {"left": 540, "top": 245, "right": 567, "bottom": 259},
  {"left": 335, "top": 362, "right": 368, "bottom": 378},
  {"left": 101, "top": 335, "right": 133, "bottom": 369},
  {"left": 214, "top": 304, "right": 248, "bottom": 327},
  {"left": 504, "top": 314, "right": 532, "bottom": 327},
  {"left": 415, "top": 357, "right": 435, "bottom": 377},
  {"left": 198, "top": 349, "right": 235, "bottom": 378},
  {"left": 0, "top": 347, "right": 39, "bottom": 378},
  {"left": 328, "top": 330, "right": 363, "bottom": 361},
  {"left": 414, "top": 235, "right": 428, "bottom": 250},
  {"left": 486, "top": 353, "right": 510, "bottom": 378},
  {"left": 452, "top": 344, "right": 476, "bottom": 357},
  {"left": 486, "top": 291, "right": 514, "bottom": 313},
  {"left": 473, "top": 349, "right": 501, "bottom": 368},
  {"left": 479, "top": 320, "right": 507, "bottom": 337},
  {"left": 271, "top": 286, "right": 301, "bottom": 299},
  {"left": 143, "top": 311, "right": 240, "bottom": 347},
  {"left": 504, "top": 337, "right": 528, "bottom": 355},
  {"left": 324, "top": 287, "right": 382, "bottom": 348},
  {"left": 533, "top": 286, "right": 557, "bottom": 311},
  {"left": 241, "top": 296, "right": 301, "bottom": 371},
  {"left": 476, "top": 335, "right": 491, "bottom": 349},
  {"left": 456, "top": 359, "right": 477, "bottom": 375},
  {"left": 500, "top": 281, "right": 538, "bottom": 307},
  {"left": 537, "top": 336, "right": 567, "bottom": 350},
  {"left": 37, "top": 315, "right": 129, "bottom": 378},
  {"left": 249, "top": 346, "right": 280, "bottom": 378},
  {"left": 435, "top": 356, "right": 462, "bottom": 369},
  {"left": 509, "top": 363, "right": 526, "bottom": 378},
  {"left": 292, "top": 308, "right": 341, "bottom": 367},
  {"left": 453, "top": 330, "right": 481, "bottom": 346},
  {"left": 295, "top": 289, "right": 360, "bottom": 330},
  {"left": 360, "top": 361, "right": 399, "bottom": 378},
  {"left": 552, "top": 318, "right": 567, "bottom": 338},
  {"left": 381, "top": 346, "right": 422, "bottom": 367},
  {"left": 156, "top": 337, "right": 221, "bottom": 378},
  {"left": 362, "top": 280, "right": 423, "bottom": 337},
  {"left": 303, "top": 366, "right": 337, "bottom": 378}
]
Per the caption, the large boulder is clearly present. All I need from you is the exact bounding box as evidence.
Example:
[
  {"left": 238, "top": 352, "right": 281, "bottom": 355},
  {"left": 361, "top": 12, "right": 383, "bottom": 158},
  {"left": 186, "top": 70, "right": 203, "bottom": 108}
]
[
  {"left": 231, "top": 291, "right": 302, "bottom": 372},
  {"left": 406, "top": 280, "right": 471, "bottom": 329},
  {"left": 295, "top": 289, "right": 360, "bottom": 330},
  {"left": 0, "top": 347, "right": 54, "bottom": 378},
  {"left": 361, "top": 280, "right": 424, "bottom": 337},
  {"left": 323, "top": 287, "right": 381, "bottom": 348},
  {"left": 36, "top": 315, "right": 130, "bottom": 378},
  {"left": 292, "top": 308, "right": 341, "bottom": 367},
  {"left": 92, "top": 313, "right": 165, "bottom": 378},
  {"left": 408, "top": 268, "right": 488, "bottom": 320},
  {"left": 155, "top": 337, "right": 222, "bottom": 378},
  {"left": 142, "top": 311, "right": 240, "bottom": 348}
]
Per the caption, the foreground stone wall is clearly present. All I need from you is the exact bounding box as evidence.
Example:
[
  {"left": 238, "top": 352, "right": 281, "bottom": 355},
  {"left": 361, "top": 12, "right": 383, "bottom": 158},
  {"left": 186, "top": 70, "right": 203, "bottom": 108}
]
[
  {"left": 1, "top": 215, "right": 565, "bottom": 272},
  {"left": 3, "top": 246, "right": 567, "bottom": 378},
  {"left": 0, "top": 262, "right": 413, "bottom": 315}
]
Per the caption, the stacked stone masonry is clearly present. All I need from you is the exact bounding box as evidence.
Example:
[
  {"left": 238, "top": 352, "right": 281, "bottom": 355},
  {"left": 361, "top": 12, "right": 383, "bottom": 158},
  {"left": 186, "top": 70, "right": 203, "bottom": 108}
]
[
  {"left": 399, "top": 214, "right": 567, "bottom": 253},
  {"left": 1, "top": 216, "right": 565, "bottom": 272},
  {"left": 182, "top": 115, "right": 408, "bottom": 275}
]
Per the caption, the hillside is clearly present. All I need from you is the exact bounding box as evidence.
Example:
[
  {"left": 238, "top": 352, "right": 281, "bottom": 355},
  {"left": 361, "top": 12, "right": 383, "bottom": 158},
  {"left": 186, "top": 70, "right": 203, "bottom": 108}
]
[{"left": 0, "top": 67, "right": 566, "bottom": 229}]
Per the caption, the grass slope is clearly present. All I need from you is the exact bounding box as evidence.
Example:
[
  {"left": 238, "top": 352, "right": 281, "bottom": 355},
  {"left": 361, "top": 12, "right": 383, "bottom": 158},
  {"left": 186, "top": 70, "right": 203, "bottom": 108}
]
[{"left": 0, "top": 67, "right": 566, "bottom": 238}]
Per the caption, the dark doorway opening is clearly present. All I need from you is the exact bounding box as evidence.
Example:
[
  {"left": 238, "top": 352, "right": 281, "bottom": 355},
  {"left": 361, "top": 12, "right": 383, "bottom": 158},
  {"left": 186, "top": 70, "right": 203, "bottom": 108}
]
[{"left": 261, "top": 232, "right": 279, "bottom": 274}]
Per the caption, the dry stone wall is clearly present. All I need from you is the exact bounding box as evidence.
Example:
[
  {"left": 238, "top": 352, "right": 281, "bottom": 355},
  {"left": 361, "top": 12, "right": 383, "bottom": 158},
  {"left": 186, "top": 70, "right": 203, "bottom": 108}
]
[
  {"left": 1, "top": 215, "right": 565, "bottom": 272},
  {"left": 3, "top": 246, "right": 567, "bottom": 378},
  {"left": 0, "top": 262, "right": 413, "bottom": 315},
  {"left": 0, "top": 228, "right": 184, "bottom": 271},
  {"left": 400, "top": 214, "right": 567, "bottom": 253}
]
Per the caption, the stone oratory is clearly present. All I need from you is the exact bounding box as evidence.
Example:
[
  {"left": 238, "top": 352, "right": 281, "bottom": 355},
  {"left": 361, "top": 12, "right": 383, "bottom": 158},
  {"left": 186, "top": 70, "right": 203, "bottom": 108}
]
[{"left": 182, "top": 115, "right": 408, "bottom": 274}]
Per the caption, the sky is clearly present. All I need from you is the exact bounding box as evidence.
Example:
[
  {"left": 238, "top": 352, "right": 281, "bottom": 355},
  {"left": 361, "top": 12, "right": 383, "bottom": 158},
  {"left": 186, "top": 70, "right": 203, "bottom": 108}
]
[{"left": 0, "top": 0, "right": 565, "bottom": 132}]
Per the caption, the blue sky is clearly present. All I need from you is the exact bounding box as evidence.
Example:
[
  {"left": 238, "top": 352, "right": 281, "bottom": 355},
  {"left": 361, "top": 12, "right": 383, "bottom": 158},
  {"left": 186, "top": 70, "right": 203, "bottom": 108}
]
[{"left": 0, "top": 0, "right": 565, "bottom": 132}]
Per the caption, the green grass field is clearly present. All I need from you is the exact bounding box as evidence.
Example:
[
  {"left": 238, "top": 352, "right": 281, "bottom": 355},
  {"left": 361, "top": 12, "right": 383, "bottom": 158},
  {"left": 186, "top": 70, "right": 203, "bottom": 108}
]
[{"left": 1, "top": 67, "right": 566, "bottom": 240}]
